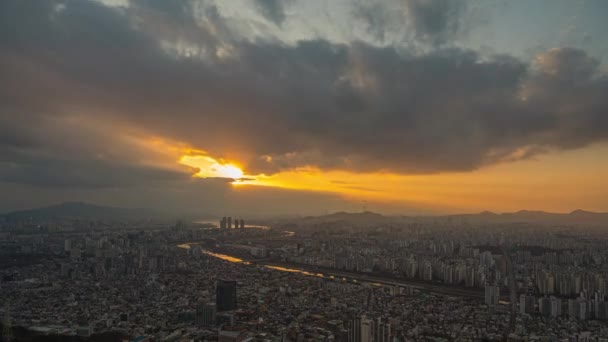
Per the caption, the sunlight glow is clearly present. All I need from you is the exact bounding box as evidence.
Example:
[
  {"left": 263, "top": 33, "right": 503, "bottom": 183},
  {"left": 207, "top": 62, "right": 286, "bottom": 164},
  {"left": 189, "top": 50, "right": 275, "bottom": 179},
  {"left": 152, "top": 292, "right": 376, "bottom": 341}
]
[
  {"left": 180, "top": 155, "right": 244, "bottom": 181},
  {"left": 178, "top": 143, "right": 608, "bottom": 213},
  {"left": 214, "top": 164, "right": 244, "bottom": 179}
]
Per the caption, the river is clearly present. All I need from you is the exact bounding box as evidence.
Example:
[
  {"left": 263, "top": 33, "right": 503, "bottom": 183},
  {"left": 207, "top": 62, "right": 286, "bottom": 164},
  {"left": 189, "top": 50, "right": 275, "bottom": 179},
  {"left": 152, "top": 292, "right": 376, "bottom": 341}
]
[
  {"left": 178, "top": 243, "right": 395, "bottom": 289},
  {"left": 177, "top": 243, "right": 484, "bottom": 298}
]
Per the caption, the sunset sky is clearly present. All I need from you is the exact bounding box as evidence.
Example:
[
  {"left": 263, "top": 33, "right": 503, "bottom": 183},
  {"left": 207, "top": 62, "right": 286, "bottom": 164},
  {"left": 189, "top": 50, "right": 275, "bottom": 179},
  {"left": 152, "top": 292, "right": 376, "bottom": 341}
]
[{"left": 1, "top": 0, "right": 607, "bottom": 216}]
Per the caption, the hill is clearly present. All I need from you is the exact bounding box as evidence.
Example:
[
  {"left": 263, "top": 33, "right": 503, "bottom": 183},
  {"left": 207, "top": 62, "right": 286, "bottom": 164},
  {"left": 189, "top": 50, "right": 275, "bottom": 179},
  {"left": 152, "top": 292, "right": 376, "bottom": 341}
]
[
  {"left": 447, "top": 209, "right": 608, "bottom": 225},
  {"left": 1, "top": 202, "right": 158, "bottom": 221},
  {"left": 281, "top": 209, "right": 608, "bottom": 226}
]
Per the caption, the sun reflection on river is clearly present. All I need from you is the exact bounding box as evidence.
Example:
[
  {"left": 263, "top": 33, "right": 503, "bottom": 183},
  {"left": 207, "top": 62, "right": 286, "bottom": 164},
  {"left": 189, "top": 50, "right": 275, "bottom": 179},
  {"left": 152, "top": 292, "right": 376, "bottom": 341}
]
[
  {"left": 203, "top": 251, "right": 249, "bottom": 264},
  {"left": 264, "top": 266, "right": 324, "bottom": 278},
  {"left": 178, "top": 244, "right": 382, "bottom": 283}
]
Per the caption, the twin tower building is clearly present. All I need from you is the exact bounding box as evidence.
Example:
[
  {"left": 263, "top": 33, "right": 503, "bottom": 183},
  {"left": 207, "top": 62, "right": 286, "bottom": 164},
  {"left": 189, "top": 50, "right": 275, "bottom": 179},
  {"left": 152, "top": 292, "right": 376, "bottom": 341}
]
[{"left": 219, "top": 217, "right": 245, "bottom": 229}]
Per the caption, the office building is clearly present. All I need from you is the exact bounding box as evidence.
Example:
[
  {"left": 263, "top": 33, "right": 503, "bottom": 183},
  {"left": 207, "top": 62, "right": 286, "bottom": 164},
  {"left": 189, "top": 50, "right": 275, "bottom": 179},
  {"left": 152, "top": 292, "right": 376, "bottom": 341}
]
[
  {"left": 539, "top": 297, "right": 551, "bottom": 317},
  {"left": 64, "top": 239, "right": 72, "bottom": 253},
  {"left": 195, "top": 303, "right": 216, "bottom": 326},
  {"left": 520, "top": 294, "right": 536, "bottom": 315},
  {"left": 550, "top": 296, "right": 562, "bottom": 317},
  {"left": 373, "top": 318, "right": 391, "bottom": 342},
  {"left": 216, "top": 280, "right": 237, "bottom": 312},
  {"left": 360, "top": 317, "right": 373, "bottom": 342},
  {"left": 347, "top": 317, "right": 358, "bottom": 342},
  {"left": 485, "top": 284, "right": 500, "bottom": 306}
]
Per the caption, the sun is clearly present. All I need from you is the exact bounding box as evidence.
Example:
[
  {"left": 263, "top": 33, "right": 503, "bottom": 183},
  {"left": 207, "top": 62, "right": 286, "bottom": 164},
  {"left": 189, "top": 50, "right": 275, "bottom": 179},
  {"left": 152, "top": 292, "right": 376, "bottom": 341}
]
[
  {"left": 179, "top": 155, "right": 245, "bottom": 180},
  {"left": 213, "top": 164, "right": 244, "bottom": 179}
]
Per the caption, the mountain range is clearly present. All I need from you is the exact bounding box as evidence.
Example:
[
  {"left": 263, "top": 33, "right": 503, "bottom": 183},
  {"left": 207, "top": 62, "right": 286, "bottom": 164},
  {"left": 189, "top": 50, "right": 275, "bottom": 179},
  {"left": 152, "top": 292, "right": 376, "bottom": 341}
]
[
  {"left": 2, "top": 202, "right": 608, "bottom": 225},
  {"left": 298, "top": 209, "right": 608, "bottom": 226}
]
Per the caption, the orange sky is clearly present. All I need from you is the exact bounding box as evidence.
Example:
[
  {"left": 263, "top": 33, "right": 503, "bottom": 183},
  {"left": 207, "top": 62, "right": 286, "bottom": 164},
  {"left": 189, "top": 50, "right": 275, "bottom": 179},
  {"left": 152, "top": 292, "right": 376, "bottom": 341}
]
[{"left": 179, "top": 143, "right": 608, "bottom": 213}]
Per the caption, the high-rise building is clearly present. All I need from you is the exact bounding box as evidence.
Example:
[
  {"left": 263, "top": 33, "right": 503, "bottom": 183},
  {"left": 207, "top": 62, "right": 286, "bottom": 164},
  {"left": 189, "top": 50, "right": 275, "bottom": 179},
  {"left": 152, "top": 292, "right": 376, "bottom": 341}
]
[
  {"left": 195, "top": 303, "right": 216, "bottom": 326},
  {"left": 360, "top": 317, "right": 373, "bottom": 342},
  {"left": 568, "top": 299, "right": 578, "bottom": 318},
  {"left": 422, "top": 262, "right": 433, "bottom": 281},
  {"left": 597, "top": 301, "right": 608, "bottom": 321},
  {"left": 220, "top": 217, "right": 226, "bottom": 229},
  {"left": 347, "top": 317, "right": 361, "bottom": 342},
  {"left": 64, "top": 239, "right": 72, "bottom": 252},
  {"left": 347, "top": 315, "right": 382, "bottom": 342},
  {"left": 550, "top": 296, "right": 562, "bottom": 317},
  {"left": 239, "top": 219, "right": 245, "bottom": 229},
  {"left": 372, "top": 318, "right": 391, "bottom": 342},
  {"left": 465, "top": 266, "right": 475, "bottom": 287},
  {"left": 578, "top": 298, "right": 587, "bottom": 320},
  {"left": 216, "top": 280, "right": 237, "bottom": 312},
  {"left": 485, "top": 284, "right": 500, "bottom": 306},
  {"left": 520, "top": 294, "right": 536, "bottom": 315},
  {"left": 227, "top": 217, "right": 232, "bottom": 229},
  {"left": 538, "top": 297, "right": 551, "bottom": 317}
]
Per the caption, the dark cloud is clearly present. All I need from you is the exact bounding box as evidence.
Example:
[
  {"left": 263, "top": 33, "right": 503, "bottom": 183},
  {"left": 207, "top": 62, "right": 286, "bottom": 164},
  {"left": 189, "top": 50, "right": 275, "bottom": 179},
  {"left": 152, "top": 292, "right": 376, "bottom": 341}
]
[
  {"left": 235, "top": 177, "right": 256, "bottom": 182},
  {"left": 0, "top": 113, "right": 196, "bottom": 188},
  {"left": 354, "top": 0, "right": 467, "bottom": 45},
  {"left": 353, "top": 2, "right": 395, "bottom": 42},
  {"left": 0, "top": 158, "right": 190, "bottom": 188},
  {"left": 254, "top": 0, "right": 290, "bottom": 26},
  {"left": 404, "top": 0, "right": 465, "bottom": 44},
  {"left": 0, "top": 0, "right": 607, "bottom": 191},
  {"left": 202, "top": 177, "right": 239, "bottom": 183}
]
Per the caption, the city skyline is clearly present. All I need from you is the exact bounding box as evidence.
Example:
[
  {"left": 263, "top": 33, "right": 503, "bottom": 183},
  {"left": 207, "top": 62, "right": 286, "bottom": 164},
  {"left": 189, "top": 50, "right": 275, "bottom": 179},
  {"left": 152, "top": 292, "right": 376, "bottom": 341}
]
[{"left": 1, "top": 0, "right": 608, "bottom": 216}]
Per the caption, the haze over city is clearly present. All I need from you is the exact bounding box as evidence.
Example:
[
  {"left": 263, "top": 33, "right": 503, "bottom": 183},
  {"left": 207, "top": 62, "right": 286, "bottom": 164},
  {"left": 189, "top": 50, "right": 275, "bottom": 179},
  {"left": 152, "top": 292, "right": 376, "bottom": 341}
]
[{"left": 1, "top": 0, "right": 608, "bottom": 217}]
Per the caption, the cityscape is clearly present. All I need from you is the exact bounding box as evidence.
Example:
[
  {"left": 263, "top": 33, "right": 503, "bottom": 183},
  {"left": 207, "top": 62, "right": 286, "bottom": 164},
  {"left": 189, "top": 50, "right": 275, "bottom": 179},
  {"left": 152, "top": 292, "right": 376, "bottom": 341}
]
[
  {"left": 2, "top": 207, "right": 608, "bottom": 341},
  {"left": 2, "top": 0, "right": 608, "bottom": 341}
]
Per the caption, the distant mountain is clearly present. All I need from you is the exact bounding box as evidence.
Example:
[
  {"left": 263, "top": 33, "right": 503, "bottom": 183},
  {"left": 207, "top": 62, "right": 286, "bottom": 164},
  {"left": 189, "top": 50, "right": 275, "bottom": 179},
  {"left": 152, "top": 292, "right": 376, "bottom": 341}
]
[
  {"left": 284, "top": 209, "right": 608, "bottom": 226},
  {"left": 299, "top": 211, "right": 389, "bottom": 226},
  {"left": 448, "top": 209, "right": 608, "bottom": 225},
  {"left": 322, "top": 211, "right": 385, "bottom": 221},
  {"left": 1, "top": 202, "right": 160, "bottom": 221}
]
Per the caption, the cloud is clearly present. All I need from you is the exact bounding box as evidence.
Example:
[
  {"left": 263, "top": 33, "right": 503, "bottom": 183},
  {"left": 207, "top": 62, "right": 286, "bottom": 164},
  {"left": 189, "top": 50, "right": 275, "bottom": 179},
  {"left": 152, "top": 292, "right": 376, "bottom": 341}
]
[
  {"left": 0, "top": 158, "right": 190, "bottom": 188},
  {"left": 0, "top": 0, "right": 608, "bottom": 189},
  {"left": 202, "top": 177, "right": 239, "bottom": 183},
  {"left": 353, "top": 0, "right": 467, "bottom": 45},
  {"left": 254, "top": 0, "right": 290, "bottom": 26},
  {"left": 403, "top": 0, "right": 465, "bottom": 44},
  {"left": 0, "top": 113, "right": 195, "bottom": 188}
]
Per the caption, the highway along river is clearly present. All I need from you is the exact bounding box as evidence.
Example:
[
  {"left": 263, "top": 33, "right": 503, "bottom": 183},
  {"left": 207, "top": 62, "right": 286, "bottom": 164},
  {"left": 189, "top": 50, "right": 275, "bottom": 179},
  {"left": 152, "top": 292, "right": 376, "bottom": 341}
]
[{"left": 177, "top": 243, "right": 484, "bottom": 299}]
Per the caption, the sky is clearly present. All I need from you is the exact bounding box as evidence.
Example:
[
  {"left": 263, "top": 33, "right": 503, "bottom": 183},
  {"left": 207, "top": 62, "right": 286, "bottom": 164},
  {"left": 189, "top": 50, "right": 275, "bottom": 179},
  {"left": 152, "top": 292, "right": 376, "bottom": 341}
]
[{"left": 1, "top": 0, "right": 608, "bottom": 216}]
